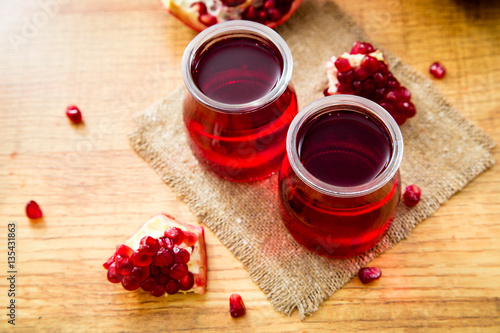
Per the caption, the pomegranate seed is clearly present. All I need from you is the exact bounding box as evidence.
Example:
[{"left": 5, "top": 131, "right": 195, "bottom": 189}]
[
  {"left": 160, "top": 266, "right": 171, "bottom": 275},
  {"left": 121, "top": 275, "right": 140, "bottom": 291},
  {"left": 173, "top": 247, "right": 191, "bottom": 264},
  {"left": 372, "top": 72, "right": 387, "bottom": 88},
  {"left": 199, "top": 14, "right": 217, "bottom": 26},
  {"left": 229, "top": 294, "right": 246, "bottom": 318},
  {"left": 243, "top": 6, "right": 258, "bottom": 20},
  {"left": 403, "top": 185, "right": 422, "bottom": 207},
  {"left": 141, "top": 277, "right": 158, "bottom": 292},
  {"left": 169, "top": 263, "right": 189, "bottom": 280},
  {"left": 26, "top": 200, "right": 43, "bottom": 219},
  {"left": 179, "top": 272, "right": 195, "bottom": 291},
  {"left": 399, "top": 87, "right": 412, "bottom": 101},
  {"left": 115, "top": 244, "right": 134, "bottom": 258},
  {"left": 337, "top": 69, "right": 354, "bottom": 83},
  {"left": 380, "top": 102, "right": 393, "bottom": 114},
  {"left": 115, "top": 255, "right": 133, "bottom": 275},
  {"left": 221, "top": 0, "right": 246, "bottom": 6},
  {"left": 103, "top": 254, "right": 116, "bottom": 269},
  {"left": 358, "top": 267, "right": 382, "bottom": 284},
  {"left": 149, "top": 265, "right": 160, "bottom": 277},
  {"left": 334, "top": 58, "right": 352, "bottom": 73},
  {"left": 158, "top": 236, "right": 174, "bottom": 249},
  {"left": 107, "top": 263, "right": 122, "bottom": 284},
  {"left": 385, "top": 90, "right": 399, "bottom": 104},
  {"left": 139, "top": 236, "right": 160, "bottom": 256},
  {"left": 130, "top": 266, "right": 150, "bottom": 283},
  {"left": 158, "top": 273, "right": 171, "bottom": 285},
  {"left": 350, "top": 41, "right": 374, "bottom": 55},
  {"left": 153, "top": 248, "right": 174, "bottom": 267},
  {"left": 183, "top": 231, "right": 198, "bottom": 247},
  {"left": 351, "top": 81, "right": 363, "bottom": 94},
  {"left": 405, "top": 102, "right": 416, "bottom": 118},
  {"left": 387, "top": 78, "right": 400, "bottom": 90},
  {"left": 151, "top": 284, "right": 166, "bottom": 297},
  {"left": 130, "top": 250, "right": 153, "bottom": 267},
  {"left": 362, "top": 79, "right": 375, "bottom": 94},
  {"left": 371, "top": 88, "right": 386, "bottom": 102},
  {"left": 66, "top": 105, "right": 83, "bottom": 124},
  {"left": 165, "top": 279, "right": 180, "bottom": 295},
  {"left": 337, "top": 82, "right": 353, "bottom": 94},
  {"left": 267, "top": 8, "right": 283, "bottom": 21},
  {"left": 264, "top": 0, "right": 276, "bottom": 9},
  {"left": 361, "top": 56, "right": 379, "bottom": 73},
  {"left": 354, "top": 68, "right": 368, "bottom": 81},
  {"left": 164, "top": 227, "right": 185, "bottom": 245},
  {"left": 190, "top": 2, "right": 207, "bottom": 14},
  {"left": 429, "top": 62, "right": 446, "bottom": 79}
]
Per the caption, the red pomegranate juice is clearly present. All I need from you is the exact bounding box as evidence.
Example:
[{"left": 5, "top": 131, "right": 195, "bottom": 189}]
[
  {"left": 182, "top": 23, "right": 298, "bottom": 182},
  {"left": 279, "top": 97, "right": 403, "bottom": 258}
]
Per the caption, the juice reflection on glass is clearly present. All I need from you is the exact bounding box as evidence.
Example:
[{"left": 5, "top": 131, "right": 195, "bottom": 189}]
[
  {"left": 279, "top": 95, "right": 404, "bottom": 258},
  {"left": 181, "top": 21, "right": 298, "bottom": 182}
]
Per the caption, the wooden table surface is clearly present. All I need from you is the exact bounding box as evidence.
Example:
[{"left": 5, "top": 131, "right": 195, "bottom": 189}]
[{"left": 1, "top": 0, "right": 499, "bottom": 331}]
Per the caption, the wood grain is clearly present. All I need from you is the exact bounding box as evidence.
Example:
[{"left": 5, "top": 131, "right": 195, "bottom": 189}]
[{"left": 0, "top": 0, "right": 499, "bottom": 331}]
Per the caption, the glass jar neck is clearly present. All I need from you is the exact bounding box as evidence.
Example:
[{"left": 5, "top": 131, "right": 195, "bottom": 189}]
[
  {"left": 286, "top": 95, "right": 404, "bottom": 198},
  {"left": 181, "top": 20, "right": 293, "bottom": 114}
]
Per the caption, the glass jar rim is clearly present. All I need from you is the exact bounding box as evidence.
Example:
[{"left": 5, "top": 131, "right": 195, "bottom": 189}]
[
  {"left": 181, "top": 20, "right": 293, "bottom": 114},
  {"left": 286, "top": 95, "right": 404, "bottom": 197}
]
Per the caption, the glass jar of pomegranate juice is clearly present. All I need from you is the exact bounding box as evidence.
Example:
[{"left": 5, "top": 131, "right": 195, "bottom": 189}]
[{"left": 279, "top": 95, "right": 404, "bottom": 258}]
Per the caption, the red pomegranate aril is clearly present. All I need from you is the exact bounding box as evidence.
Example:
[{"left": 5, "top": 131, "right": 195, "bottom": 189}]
[
  {"left": 190, "top": 2, "right": 207, "bottom": 14},
  {"left": 221, "top": 0, "right": 246, "bottom": 6},
  {"left": 149, "top": 265, "right": 160, "bottom": 277},
  {"left": 141, "top": 277, "right": 158, "bottom": 292},
  {"left": 350, "top": 41, "right": 374, "bottom": 55},
  {"left": 351, "top": 80, "right": 363, "bottom": 94},
  {"left": 122, "top": 275, "right": 141, "bottom": 291},
  {"left": 107, "top": 264, "right": 122, "bottom": 284},
  {"left": 139, "top": 236, "right": 160, "bottom": 256},
  {"left": 153, "top": 248, "right": 174, "bottom": 267},
  {"left": 370, "top": 88, "right": 386, "bottom": 102},
  {"left": 385, "top": 90, "right": 398, "bottom": 104},
  {"left": 380, "top": 102, "right": 393, "bottom": 114},
  {"left": 158, "top": 273, "right": 171, "bottom": 285},
  {"left": 334, "top": 57, "right": 352, "bottom": 73},
  {"left": 164, "top": 227, "right": 185, "bottom": 245},
  {"left": 183, "top": 231, "right": 198, "bottom": 247},
  {"left": 173, "top": 247, "right": 191, "bottom": 264},
  {"left": 404, "top": 184, "right": 422, "bottom": 207},
  {"left": 354, "top": 67, "right": 368, "bottom": 81},
  {"left": 130, "top": 266, "right": 150, "bottom": 283},
  {"left": 151, "top": 284, "right": 166, "bottom": 297},
  {"left": 430, "top": 62, "right": 446, "bottom": 79},
  {"left": 387, "top": 78, "right": 400, "bottom": 90},
  {"left": 337, "top": 69, "right": 354, "bottom": 83},
  {"left": 379, "top": 61, "right": 389, "bottom": 75},
  {"left": 26, "top": 200, "right": 43, "bottom": 219},
  {"left": 267, "top": 8, "right": 283, "bottom": 21},
  {"left": 199, "top": 13, "right": 217, "bottom": 26},
  {"left": 158, "top": 236, "right": 174, "bottom": 249},
  {"left": 399, "top": 87, "right": 412, "bottom": 101},
  {"left": 372, "top": 72, "right": 387, "bottom": 88},
  {"left": 361, "top": 56, "right": 379, "bottom": 73},
  {"left": 169, "top": 263, "right": 189, "bottom": 279},
  {"left": 358, "top": 267, "right": 382, "bottom": 284},
  {"left": 115, "top": 244, "right": 134, "bottom": 258},
  {"left": 103, "top": 254, "right": 116, "bottom": 269},
  {"left": 115, "top": 255, "right": 133, "bottom": 275},
  {"left": 160, "top": 266, "right": 171, "bottom": 275},
  {"left": 66, "top": 105, "right": 83, "bottom": 124},
  {"left": 229, "top": 294, "right": 246, "bottom": 318},
  {"left": 165, "top": 279, "right": 180, "bottom": 295},
  {"left": 362, "top": 79, "right": 375, "bottom": 94},
  {"left": 337, "top": 82, "right": 353, "bottom": 94},
  {"left": 405, "top": 102, "right": 416, "bottom": 118},
  {"left": 130, "top": 250, "right": 153, "bottom": 267},
  {"left": 179, "top": 272, "right": 195, "bottom": 291}
]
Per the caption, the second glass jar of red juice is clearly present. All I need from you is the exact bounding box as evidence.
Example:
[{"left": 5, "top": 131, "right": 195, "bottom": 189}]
[
  {"left": 181, "top": 20, "right": 298, "bottom": 182},
  {"left": 279, "top": 95, "right": 404, "bottom": 258}
]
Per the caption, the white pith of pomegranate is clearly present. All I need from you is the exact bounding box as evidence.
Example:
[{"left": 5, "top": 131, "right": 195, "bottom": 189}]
[
  {"left": 103, "top": 214, "right": 207, "bottom": 297},
  {"left": 325, "top": 41, "right": 417, "bottom": 126},
  {"left": 160, "top": 0, "right": 303, "bottom": 31}
]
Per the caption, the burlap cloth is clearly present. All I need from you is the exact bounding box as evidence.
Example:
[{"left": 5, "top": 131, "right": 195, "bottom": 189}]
[{"left": 129, "top": 0, "right": 496, "bottom": 319}]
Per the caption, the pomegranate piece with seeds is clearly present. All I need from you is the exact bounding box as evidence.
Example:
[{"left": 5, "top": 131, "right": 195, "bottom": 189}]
[
  {"left": 403, "top": 184, "right": 422, "bottom": 207},
  {"left": 160, "top": 0, "right": 302, "bottom": 32},
  {"left": 103, "top": 214, "right": 207, "bottom": 298},
  {"left": 429, "top": 62, "right": 446, "bottom": 79},
  {"left": 229, "top": 294, "right": 246, "bottom": 318},
  {"left": 358, "top": 267, "right": 382, "bottom": 284},
  {"left": 26, "top": 200, "right": 43, "bottom": 219},
  {"left": 65, "top": 105, "right": 83, "bottom": 124},
  {"left": 325, "top": 41, "right": 417, "bottom": 125}
]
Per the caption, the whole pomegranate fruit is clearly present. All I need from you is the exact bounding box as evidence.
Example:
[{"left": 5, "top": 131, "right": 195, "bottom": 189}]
[{"left": 160, "top": 0, "right": 303, "bottom": 31}]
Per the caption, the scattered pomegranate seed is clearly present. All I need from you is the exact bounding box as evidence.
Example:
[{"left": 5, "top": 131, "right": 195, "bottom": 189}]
[
  {"left": 26, "top": 200, "right": 43, "bottom": 219},
  {"left": 429, "top": 62, "right": 446, "bottom": 79},
  {"left": 65, "top": 105, "right": 83, "bottom": 124},
  {"left": 358, "top": 267, "right": 382, "bottom": 284},
  {"left": 403, "top": 184, "right": 422, "bottom": 207},
  {"left": 164, "top": 227, "right": 185, "bottom": 245},
  {"left": 229, "top": 294, "right": 246, "bottom": 318}
]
